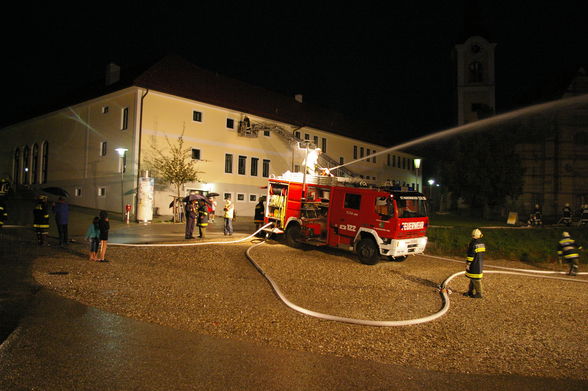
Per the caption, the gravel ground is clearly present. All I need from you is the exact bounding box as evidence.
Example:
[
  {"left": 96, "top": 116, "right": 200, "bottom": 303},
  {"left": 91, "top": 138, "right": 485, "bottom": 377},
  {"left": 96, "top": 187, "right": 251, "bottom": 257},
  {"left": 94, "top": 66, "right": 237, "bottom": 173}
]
[{"left": 19, "top": 233, "right": 588, "bottom": 381}]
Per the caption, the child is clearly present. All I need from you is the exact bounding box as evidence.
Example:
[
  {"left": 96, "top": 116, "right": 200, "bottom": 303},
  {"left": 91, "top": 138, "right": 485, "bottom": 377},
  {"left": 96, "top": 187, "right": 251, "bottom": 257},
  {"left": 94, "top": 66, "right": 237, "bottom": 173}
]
[
  {"left": 85, "top": 217, "right": 100, "bottom": 261},
  {"left": 97, "top": 210, "right": 110, "bottom": 262}
]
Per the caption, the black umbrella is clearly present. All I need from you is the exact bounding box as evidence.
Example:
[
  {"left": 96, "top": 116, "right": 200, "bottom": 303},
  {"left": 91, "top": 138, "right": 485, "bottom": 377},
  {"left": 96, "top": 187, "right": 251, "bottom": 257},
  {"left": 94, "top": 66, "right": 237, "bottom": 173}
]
[
  {"left": 183, "top": 194, "right": 212, "bottom": 205},
  {"left": 207, "top": 192, "right": 220, "bottom": 197},
  {"left": 42, "top": 187, "right": 70, "bottom": 197}
]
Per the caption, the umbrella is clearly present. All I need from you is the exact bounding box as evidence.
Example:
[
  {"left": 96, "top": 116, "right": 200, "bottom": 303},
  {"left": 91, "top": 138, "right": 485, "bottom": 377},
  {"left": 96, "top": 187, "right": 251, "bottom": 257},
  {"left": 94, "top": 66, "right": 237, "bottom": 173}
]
[
  {"left": 183, "top": 194, "right": 212, "bottom": 205},
  {"left": 42, "top": 187, "right": 69, "bottom": 197},
  {"left": 207, "top": 192, "right": 220, "bottom": 197}
]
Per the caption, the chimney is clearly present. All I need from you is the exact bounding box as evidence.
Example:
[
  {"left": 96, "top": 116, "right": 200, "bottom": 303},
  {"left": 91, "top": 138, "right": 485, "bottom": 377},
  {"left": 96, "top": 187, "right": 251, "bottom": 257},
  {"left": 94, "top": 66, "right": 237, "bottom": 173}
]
[
  {"left": 105, "top": 62, "right": 120, "bottom": 86},
  {"left": 294, "top": 94, "right": 303, "bottom": 103}
]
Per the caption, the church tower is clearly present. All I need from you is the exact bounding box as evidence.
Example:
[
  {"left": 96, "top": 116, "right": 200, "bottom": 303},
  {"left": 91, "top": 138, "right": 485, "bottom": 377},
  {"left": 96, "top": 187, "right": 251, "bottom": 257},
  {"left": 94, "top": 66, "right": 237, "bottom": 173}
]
[{"left": 455, "top": 36, "right": 497, "bottom": 125}]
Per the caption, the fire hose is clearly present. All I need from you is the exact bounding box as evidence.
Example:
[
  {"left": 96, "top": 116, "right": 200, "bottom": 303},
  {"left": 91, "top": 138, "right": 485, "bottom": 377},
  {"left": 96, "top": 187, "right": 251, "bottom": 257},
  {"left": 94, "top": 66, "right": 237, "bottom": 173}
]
[{"left": 112, "top": 225, "right": 587, "bottom": 327}]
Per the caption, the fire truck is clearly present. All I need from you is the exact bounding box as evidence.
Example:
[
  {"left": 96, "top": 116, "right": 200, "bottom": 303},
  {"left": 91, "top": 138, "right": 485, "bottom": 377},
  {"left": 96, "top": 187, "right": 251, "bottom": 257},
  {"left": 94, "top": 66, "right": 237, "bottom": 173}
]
[{"left": 264, "top": 174, "right": 428, "bottom": 265}]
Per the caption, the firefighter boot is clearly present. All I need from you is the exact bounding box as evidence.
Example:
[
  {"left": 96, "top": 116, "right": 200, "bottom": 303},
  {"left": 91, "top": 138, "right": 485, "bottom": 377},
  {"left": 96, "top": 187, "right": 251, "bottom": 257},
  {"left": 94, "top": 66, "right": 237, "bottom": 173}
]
[
  {"left": 569, "top": 263, "right": 578, "bottom": 276},
  {"left": 471, "top": 280, "right": 483, "bottom": 298}
]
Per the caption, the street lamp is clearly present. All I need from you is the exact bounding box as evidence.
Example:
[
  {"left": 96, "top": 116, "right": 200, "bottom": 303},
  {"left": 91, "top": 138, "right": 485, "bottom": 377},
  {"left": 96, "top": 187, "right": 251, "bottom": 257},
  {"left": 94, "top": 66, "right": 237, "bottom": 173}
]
[
  {"left": 413, "top": 158, "right": 421, "bottom": 192},
  {"left": 427, "top": 179, "right": 435, "bottom": 199},
  {"left": 115, "top": 147, "right": 128, "bottom": 221}
]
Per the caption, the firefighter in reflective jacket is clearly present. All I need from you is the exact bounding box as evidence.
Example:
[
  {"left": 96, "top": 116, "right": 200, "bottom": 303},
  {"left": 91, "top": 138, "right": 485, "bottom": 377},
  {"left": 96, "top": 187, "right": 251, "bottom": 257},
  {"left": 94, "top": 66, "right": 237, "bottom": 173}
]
[
  {"left": 197, "top": 199, "right": 209, "bottom": 239},
  {"left": 464, "top": 228, "right": 485, "bottom": 298},
  {"left": 33, "top": 197, "right": 50, "bottom": 245},
  {"left": 558, "top": 232, "right": 582, "bottom": 276},
  {"left": 0, "top": 197, "right": 7, "bottom": 229}
]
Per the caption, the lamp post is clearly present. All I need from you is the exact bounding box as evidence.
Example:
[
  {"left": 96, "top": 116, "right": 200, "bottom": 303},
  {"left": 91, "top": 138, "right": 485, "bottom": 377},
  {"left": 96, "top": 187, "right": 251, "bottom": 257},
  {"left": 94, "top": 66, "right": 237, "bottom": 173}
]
[
  {"left": 427, "top": 179, "right": 435, "bottom": 199},
  {"left": 115, "top": 148, "right": 128, "bottom": 221},
  {"left": 413, "top": 158, "right": 421, "bottom": 192}
]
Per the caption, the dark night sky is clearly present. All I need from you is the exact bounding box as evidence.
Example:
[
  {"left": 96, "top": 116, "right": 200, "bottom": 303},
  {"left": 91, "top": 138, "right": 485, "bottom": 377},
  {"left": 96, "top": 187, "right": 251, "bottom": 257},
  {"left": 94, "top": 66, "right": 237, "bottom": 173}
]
[{"left": 2, "top": 2, "right": 588, "bottom": 145}]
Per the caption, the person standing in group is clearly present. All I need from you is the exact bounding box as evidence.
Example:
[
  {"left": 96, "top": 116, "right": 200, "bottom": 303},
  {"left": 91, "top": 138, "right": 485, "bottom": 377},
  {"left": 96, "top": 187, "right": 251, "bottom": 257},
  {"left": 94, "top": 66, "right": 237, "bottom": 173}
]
[
  {"left": 208, "top": 196, "right": 216, "bottom": 223},
  {"left": 185, "top": 199, "right": 197, "bottom": 239},
  {"left": 464, "top": 228, "right": 485, "bottom": 298},
  {"left": 85, "top": 216, "right": 100, "bottom": 261},
  {"left": 33, "top": 196, "right": 50, "bottom": 246},
  {"left": 0, "top": 196, "right": 7, "bottom": 230},
  {"left": 558, "top": 232, "right": 582, "bottom": 276},
  {"left": 197, "top": 199, "right": 209, "bottom": 238},
  {"left": 223, "top": 197, "right": 235, "bottom": 236},
  {"left": 254, "top": 198, "right": 265, "bottom": 233},
  {"left": 561, "top": 203, "right": 572, "bottom": 226},
  {"left": 97, "top": 210, "right": 110, "bottom": 262},
  {"left": 52, "top": 196, "right": 69, "bottom": 246}
]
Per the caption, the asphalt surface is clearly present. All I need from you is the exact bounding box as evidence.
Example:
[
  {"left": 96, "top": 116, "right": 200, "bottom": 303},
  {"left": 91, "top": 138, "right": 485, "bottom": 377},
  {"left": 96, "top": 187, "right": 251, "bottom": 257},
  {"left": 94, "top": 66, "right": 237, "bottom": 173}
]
[{"left": 1, "top": 199, "right": 586, "bottom": 390}]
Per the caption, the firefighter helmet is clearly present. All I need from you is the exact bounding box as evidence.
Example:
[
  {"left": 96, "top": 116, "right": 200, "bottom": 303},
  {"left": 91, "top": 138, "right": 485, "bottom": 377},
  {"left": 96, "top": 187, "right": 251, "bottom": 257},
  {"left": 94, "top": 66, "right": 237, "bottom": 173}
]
[
  {"left": 471, "top": 228, "right": 483, "bottom": 239},
  {"left": 562, "top": 231, "right": 570, "bottom": 238},
  {"left": 565, "top": 203, "right": 570, "bottom": 207}
]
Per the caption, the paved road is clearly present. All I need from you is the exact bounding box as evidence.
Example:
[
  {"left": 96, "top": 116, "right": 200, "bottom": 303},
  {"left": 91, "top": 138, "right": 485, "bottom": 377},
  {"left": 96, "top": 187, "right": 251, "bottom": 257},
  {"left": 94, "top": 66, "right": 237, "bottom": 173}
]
[{"left": 1, "top": 199, "right": 587, "bottom": 390}]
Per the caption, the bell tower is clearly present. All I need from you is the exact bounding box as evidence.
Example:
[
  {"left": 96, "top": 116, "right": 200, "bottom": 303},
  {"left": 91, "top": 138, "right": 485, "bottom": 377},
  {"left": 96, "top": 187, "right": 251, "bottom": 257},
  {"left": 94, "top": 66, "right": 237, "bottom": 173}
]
[{"left": 455, "top": 36, "right": 497, "bottom": 125}]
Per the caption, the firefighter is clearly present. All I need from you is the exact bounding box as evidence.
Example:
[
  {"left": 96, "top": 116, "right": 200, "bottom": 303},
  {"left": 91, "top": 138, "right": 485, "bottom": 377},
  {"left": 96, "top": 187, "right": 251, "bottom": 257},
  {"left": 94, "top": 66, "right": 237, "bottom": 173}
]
[
  {"left": 33, "top": 196, "right": 50, "bottom": 245},
  {"left": 197, "top": 199, "right": 209, "bottom": 239},
  {"left": 254, "top": 198, "right": 265, "bottom": 233},
  {"left": 558, "top": 232, "right": 582, "bottom": 276},
  {"left": 580, "top": 204, "right": 588, "bottom": 226},
  {"left": 303, "top": 148, "right": 321, "bottom": 176},
  {"left": 464, "top": 228, "right": 485, "bottom": 298},
  {"left": 528, "top": 204, "right": 542, "bottom": 226},
  {"left": 185, "top": 199, "right": 197, "bottom": 239},
  {"left": 0, "top": 197, "right": 7, "bottom": 230},
  {"left": 561, "top": 203, "right": 572, "bottom": 226}
]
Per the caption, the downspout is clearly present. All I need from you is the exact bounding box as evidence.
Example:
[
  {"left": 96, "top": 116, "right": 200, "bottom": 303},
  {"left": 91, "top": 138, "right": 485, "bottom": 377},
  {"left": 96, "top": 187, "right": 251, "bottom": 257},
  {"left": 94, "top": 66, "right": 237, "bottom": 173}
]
[{"left": 135, "top": 88, "right": 149, "bottom": 221}]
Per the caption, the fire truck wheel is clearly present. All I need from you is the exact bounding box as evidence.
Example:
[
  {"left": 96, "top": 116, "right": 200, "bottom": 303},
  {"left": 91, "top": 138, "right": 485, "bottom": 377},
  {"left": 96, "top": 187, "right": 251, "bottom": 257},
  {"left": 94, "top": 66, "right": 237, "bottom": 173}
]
[
  {"left": 356, "top": 238, "right": 380, "bottom": 265},
  {"left": 389, "top": 255, "right": 408, "bottom": 262},
  {"left": 285, "top": 223, "right": 304, "bottom": 249}
]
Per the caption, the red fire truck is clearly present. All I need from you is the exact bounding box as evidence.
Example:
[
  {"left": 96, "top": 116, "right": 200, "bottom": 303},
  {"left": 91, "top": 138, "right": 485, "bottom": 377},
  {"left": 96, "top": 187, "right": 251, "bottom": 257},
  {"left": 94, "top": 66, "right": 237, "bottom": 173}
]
[{"left": 264, "top": 176, "right": 428, "bottom": 265}]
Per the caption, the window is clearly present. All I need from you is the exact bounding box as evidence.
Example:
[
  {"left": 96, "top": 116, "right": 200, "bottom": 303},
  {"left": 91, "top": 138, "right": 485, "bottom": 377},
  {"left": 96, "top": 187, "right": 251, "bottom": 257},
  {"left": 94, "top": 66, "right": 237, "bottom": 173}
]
[
  {"left": 353, "top": 146, "right": 357, "bottom": 159},
  {"left": 392, "top": 155, "right": 396, "bottom": 168},
  {"left": 262, "top": 159, "right": 270, "bottom": 177},
  {"left": 223, "top": 192, "right": 233, "bottom": 202},
  {"left": 100, "top": 141, "right": 107, "bottom": 156},
  {"left": 387, "top": 154, "right": 391, "bottom": 167},
  {"left": 249, "top": 194, "right": 257, "bottom": 202},
  {"left": 41, "top": 142, "right": 48, "bottom": 184},
  {"left": 226, "top": 118, "right": 234, "bottom": 129},
  {"left": 102, "top": 106, "right": 109, "bottom": 114},
  {"left": 225, "top": 154, "right": 233, "bottom": 173},
  {"left": 360, "top": 147, "right": 364, "bottom": 158},
  {"left": 121, "top": 107, "right": 129, "bottom": 130},
  {"left": 468, "top": 61, "right": 483, "bottom": 83},
  {"left": 263, "top": 130, "right": 270, "bottom": 137},
  {"left": 294, "top": 164, "right": 300, "bottom": 172},
  {"left": 321, "top": 137, "right": 327, "bottom": 153},
  {"left": 238, "top": 155, "right": 246, "bottom": 175},
  {"left": 344, "top": 193, "right": 361, "bottom": 210},
  {"left": 294, "top": 131, "right": 301, "bottom": 139},
  {"left": 75, "top": 188, "right": 82, "bottom": 197},
  {"left": 366, "top": 148, "right": 370, "bottom": 162},
  {"left": 339, "top": 157, "right": 344, "bottom": 165},
  {"left": 313, "top": 135, "right": 318, "bottom": 146},
  {"left": 22, "top": 145, "right": 30, "bottom": 184},
  {"left": 304, "top": 133, "right": 310, "bottom": 140},
  {"left": 402, "top": 158, "right": 406, "bottom": 169},
  {"left": 251, "top": 157, "right": 259, "bottom": 176},
  {"left": 13, "top": 148, "right": 20, "bottom": 184},
  {"left": 193, "top": 110, "right": 203, "bottom": 122},
  {"left": 31, "top": 143, "right": 39, "bottom": 184},
  {"left": 372, "top": 151, "right": 376, "bottom": 163},
  {"left": 191, "top": 148, "right": 201, "bottom": 160},
  {"left": 236, "top": 193, "right": 245, "bottom": 202},
  {"left": 98, "top": 187, "right": 106, "bottom": 197}
]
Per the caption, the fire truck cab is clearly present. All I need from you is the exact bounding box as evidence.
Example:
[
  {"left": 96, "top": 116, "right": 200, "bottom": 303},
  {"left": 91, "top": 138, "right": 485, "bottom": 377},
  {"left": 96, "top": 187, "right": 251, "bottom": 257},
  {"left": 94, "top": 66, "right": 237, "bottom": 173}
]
[{"left": 265, "top": 175, "right": 428, "bottom": 265}]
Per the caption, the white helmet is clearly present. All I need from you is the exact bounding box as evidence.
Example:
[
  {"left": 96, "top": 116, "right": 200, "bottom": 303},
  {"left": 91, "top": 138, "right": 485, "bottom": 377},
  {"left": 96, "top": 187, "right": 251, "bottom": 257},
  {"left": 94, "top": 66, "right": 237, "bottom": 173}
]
[{"left": 472, "top": 228, "right": 483, "bottom": 239}]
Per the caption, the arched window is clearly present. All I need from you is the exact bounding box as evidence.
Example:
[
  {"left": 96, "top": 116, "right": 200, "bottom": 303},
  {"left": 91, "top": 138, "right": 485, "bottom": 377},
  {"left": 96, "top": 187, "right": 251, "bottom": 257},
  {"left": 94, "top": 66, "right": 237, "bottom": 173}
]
[
  {"left": 22, "top": 145, "right": 30, "bottom": 184},
  {"left": 468, "top": 61, "right": 483, "bottom": 83},
  {"left": 32, "top": 143, "right": 39, "bottom": 184},
  {"left": 41, "top": 141, "right": 49, "bottom": 184},
  {"left": 13, "top": 148, "right": 20, "bottom": 184}
]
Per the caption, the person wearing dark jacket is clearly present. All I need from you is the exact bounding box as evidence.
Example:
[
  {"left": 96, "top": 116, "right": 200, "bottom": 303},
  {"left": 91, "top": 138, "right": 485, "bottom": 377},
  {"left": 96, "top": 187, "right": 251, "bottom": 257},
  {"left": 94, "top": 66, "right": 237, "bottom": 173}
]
[
  {"left": 185, "top": 200, "right": 197, "bottom": 239},
  {"left": 197, "top": 199, "right": 209, "bottom": 239},
  {"left": 464, "top": 228, "right": 485, "bottom": 298},
  {"left": 33, "top": 197, "right": 50, "bottom": 245},
  {"left": 558, "top": 232, "right": 582, "bottom": 276},
  {"left": 97, "top": 210, "right": 110, "bottom": 262},
  {"left": 254, "top": 199, "right": 265, "bottom": 231},
  {"left": 52, "top": 196, "right": 69, "bottom": 246}
]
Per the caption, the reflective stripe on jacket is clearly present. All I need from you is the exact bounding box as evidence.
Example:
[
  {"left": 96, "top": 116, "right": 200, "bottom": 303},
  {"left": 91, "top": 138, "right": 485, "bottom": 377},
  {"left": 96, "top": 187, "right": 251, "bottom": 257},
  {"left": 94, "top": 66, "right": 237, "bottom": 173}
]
[{"left": 558, "top": 238, "right": 581, "bottom": 260}]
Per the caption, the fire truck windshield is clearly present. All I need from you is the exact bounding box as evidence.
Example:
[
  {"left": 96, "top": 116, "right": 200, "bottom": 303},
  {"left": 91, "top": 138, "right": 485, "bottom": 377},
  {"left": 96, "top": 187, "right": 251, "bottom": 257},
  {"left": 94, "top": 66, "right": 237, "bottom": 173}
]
[{"left": 396, "top": 197, "right": 427, "bottom": 218}]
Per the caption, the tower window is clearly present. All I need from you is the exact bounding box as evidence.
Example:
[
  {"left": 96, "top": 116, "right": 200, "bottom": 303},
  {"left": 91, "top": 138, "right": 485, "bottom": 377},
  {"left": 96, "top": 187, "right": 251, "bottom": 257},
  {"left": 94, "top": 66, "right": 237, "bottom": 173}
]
[{"left": 468, "top": 61, "right": 483, "bottom": 83}]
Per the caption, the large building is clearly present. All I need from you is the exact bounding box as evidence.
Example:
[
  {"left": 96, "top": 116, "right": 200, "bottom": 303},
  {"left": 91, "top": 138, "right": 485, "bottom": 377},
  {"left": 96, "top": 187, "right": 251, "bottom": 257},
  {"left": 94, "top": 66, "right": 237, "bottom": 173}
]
[
  {"left": 455, "top": 35, "right": 588, "bottom": 221},
  {"left": 1, "top": 55, "right": 422, "bottom": 218}
]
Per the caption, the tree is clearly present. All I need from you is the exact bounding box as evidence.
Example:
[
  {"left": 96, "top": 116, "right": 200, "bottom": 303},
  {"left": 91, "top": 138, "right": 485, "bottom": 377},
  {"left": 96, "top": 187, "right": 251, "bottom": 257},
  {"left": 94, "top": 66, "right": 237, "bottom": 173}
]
[
  {"left": 439, "top": 128, "right": 524, "bottom": 216},
  {"left": 146, "top": 131, "right": 202, "bottom": 199}
]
